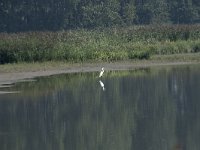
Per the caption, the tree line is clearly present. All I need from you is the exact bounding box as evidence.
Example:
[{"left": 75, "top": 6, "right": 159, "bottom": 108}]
[{"left": 0, "top": 0, "right": 199, "bottom": 32}]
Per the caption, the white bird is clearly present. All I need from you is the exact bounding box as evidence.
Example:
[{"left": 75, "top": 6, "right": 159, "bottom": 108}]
[
  {"left": 99, "top": 80, "right": 105, "bottom": 91},
  {"left": 99, "top": 67, "right": 104, "bottom": 78}
]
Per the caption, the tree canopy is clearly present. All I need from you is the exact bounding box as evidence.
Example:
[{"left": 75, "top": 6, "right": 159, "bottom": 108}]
[{"left": 0, "top": 0, "right": 199, "bottom": 32}]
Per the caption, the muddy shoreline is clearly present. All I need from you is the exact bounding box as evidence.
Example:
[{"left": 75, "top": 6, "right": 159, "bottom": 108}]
[{"left": 0, "top": 61, "right": 198, "bottom": 87}]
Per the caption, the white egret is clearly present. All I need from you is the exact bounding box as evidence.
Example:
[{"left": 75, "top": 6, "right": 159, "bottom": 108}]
[
  {"left": 99, "top": 80, "right": 105, "bottom": 91},
  {"left": 99, "top": 67, "right": 104, "bottom": 78}
]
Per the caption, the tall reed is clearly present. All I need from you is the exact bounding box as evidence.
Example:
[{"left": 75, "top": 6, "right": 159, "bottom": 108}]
[{"left": 0, "top": 25, "right": 200, "bottom": 64}]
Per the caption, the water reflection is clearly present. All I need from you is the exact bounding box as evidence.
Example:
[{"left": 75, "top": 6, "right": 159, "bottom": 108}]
[
  {"left": 0, "top": 79, "right": 37, "bottom": 94},
  {"left": 0, "top": 65, "right": 200, "bottom": 150},
  {"left": 99, "top": 80, "right": 105, "bottom": 91}
]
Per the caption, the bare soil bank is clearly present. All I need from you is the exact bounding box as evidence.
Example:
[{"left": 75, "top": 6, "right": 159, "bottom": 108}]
[
  {"left": 1, "top": 53, "right": 200, "bottom": 88},
  {"left": 0, "top": 61, "right": 199, "bottom": 86}
]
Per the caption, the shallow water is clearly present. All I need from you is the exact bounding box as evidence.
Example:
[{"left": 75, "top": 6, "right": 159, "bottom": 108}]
[{"left": 0, "top": 64, "right": 200, "bottom": 150}]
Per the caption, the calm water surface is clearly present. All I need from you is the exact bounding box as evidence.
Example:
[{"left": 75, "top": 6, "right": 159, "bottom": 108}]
[{"left": 0, "top": 64, "right": 200, "bottom": 150}]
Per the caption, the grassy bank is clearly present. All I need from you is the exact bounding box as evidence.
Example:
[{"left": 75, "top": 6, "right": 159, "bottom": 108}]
[
  {"left": 0, "top": 53, "right": 200, "bottom": 73},
  {"left": 0, "top": 25, "right": 200, "bottom": 64}
]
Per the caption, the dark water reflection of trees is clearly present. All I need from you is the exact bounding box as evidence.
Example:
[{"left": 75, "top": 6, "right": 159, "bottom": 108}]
[{"left": 0, "top": 65, "right": 200, "bottom": 150}]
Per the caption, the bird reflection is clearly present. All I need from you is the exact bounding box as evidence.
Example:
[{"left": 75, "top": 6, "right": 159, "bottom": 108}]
[{"left": 99, "top": 80, "right": 105, "bottom": 91}]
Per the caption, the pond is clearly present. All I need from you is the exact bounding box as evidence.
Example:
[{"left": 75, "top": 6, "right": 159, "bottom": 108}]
[{"left": 0, "top": 64, "right": 200, "bottom": 150}]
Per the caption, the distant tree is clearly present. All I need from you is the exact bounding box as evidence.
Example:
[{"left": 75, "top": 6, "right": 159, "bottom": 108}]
[
  {"left": 168, "top": 0, "right": 199, "bottom": 24},
  {"left": 81, "top": 0, "right": 122, "bottom": 28},
  {"left": 0, "top": 0, "right": 199, "bottom": 32},
  {"left": 192, "top": 0, "right": 200, "bottom": 23},
  {"left": 120, "top": 0, "right": 136, "bottom": 25},
  {"left": 145, "top": 0, "right": 171, "bottom": 24},
  {"left": 0, "top": 1, "right": 7, "bottom": 32},
  {"left": 135, "top": 0, "right": 152, "bottom": 24}
]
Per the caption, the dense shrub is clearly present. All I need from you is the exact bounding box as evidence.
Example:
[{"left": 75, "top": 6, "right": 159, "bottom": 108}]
[{"left": 0, "top": 25, "right": 200, "bottom": 64}]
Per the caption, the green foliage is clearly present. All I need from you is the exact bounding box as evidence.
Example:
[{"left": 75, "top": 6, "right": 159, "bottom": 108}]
[
  {"left": 0, "top": 0, "right": 199, "bottom": 32},
  {"left": 0, "top": 25, "right": 200, "bottom": 64},
  {"left": 191, "top": 41, "right": 200, "bottom": 53},
  {"left": 80, "top": 0, "right": 128, "bottom": 28},
  {"left": 120, "top": 1, "right": 136, "bottom": 25},
  {"left": 169, "top": 0, "right": 199, "bottom": 24},
  {"left": 144, "top": 0, "right": 171, "bottom": 24}
]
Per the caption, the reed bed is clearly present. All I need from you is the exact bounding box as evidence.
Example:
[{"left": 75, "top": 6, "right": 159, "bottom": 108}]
[{"left": 0, "top": 25, "right": 200, "bottom": 64}]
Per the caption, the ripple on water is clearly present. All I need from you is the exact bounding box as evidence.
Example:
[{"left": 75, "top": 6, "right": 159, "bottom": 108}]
[
  {"left": 0, "top": 84, "right": 20, "bottom": 95},
  {"left": 0, "top": 91, "right": 20, "bottom": 95}
]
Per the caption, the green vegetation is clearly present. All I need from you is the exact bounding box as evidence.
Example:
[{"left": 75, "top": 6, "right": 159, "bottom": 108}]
[
  {"left": 0, "top": 0, "right": 199, "bottom": 32},
  {"left": 0, "top": 25, "right": 200, "bottom": 64}
]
